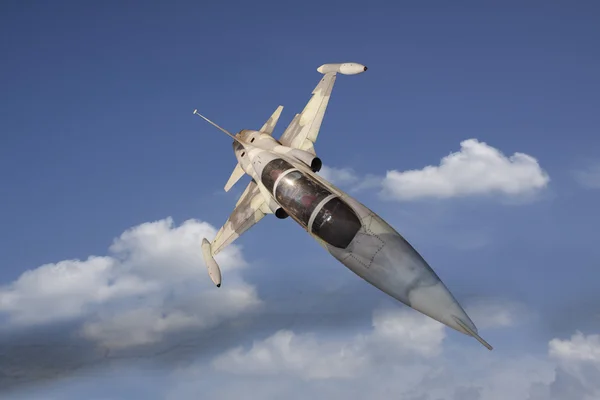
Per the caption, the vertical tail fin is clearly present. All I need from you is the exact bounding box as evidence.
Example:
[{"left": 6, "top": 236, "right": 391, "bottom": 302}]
[
  {"left": 224, "top": 106, "right": 282, "bottom": 192},
  {"left": 259, "top": 105, "right": 284, "bottom": 135}
]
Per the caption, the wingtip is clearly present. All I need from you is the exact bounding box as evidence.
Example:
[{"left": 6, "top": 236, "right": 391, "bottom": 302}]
[{"left": 201, "top": 238, "right": 222, "bottom": 287}]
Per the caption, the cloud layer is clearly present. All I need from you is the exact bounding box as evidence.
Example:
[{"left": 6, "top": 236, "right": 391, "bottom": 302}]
[
  {"left": 0, "top": 216, "right": 596, "bottom": 400},
  {"left": 0, "top": 218, "right": 260, "bottom": 348},
  {"left": 212, "top": 308, "right": 445, "bottom": 381},
  {"left": 170, "top": 306, "right": 600, "bottom": 400}
]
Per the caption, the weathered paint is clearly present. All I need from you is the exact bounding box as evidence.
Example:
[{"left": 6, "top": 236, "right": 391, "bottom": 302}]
[
  {"left": 199, "top": 63, "right": 492, "bottom": 350},
  {"left": 259, "top": 105, "right": 284, "bottom": 135}
]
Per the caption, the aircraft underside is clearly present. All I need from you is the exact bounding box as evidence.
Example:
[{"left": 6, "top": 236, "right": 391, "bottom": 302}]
[{"left": 196, "top": 62, "right": 492, "bottom": 351}]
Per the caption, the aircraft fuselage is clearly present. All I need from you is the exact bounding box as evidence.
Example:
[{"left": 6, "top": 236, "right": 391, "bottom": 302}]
[{"left": 229, "top": 129, "right": 492, "bottom": 349}]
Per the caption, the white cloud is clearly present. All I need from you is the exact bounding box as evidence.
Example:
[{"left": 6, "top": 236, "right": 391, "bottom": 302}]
[
  {"left": 549, "top": 331, "right": 600, "bottom": 363},
  {"left": 380, "top": 139, "right": 549, "bottom": 200},
  {"left": 318, "top": 140, "right": 549, "bottom": 202},
  {"left": 212, "top": 329, "right": 367, "bottom": 380},
  {"left": 81, "top": 283, "right": 260, "bottom": 349},
  {"left": 318, "top": 166, "right": 359, "bottom": 186},
  {"left": 0, "top": 256, "right": 157, "bottom": 325},
  {"left": 108, "top": 218, "right": 246, "bottom": 280},
  {"left": 202, "top": 306, "right": 600, "bottom": 400},
  {"left": 81, "top": 307, "right": 204, "bottom": 349},
  {"left": 211, "top": 308, "right": 445, "bottom": 381},
  {"left": 202, "top": 322, "right": 600, "bottom": 400},
  {"left": 0, "top": 217, "right": 261, "bottom": 348},
  {"left": 0, "top": 219, "right": 590, "bottom": 400},
  {"left": 545, "top": 332, "right": 600, "bottom": 399},
  {"left": 573, "top": 162, "right": 600, "bottom": 189},
  {"left": 369, "top": 308, "right": 445, "bottom": 357},
  {"left": 169, "top": 312, "right": 564, "bottom": 400}
]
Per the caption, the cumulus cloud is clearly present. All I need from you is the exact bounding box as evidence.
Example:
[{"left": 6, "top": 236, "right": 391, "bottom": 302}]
[
  {"left": 549, "top": 332, "right": 600, "bottom": 363},
  {"left": 0, "top": 256, "right": 157, "bottom": 326},
  {"left": 381, "top": 139, "right": 549, "bottom": 200},
  {"left": 199, "top": 301, "right": 600, "bottom": 400},
  {"left": 202, "top": 321, "right": 600, "bottom": 400},
  {"left": 369, "top": 308, "right": 446, "bottom": 357},
  {"left": 543, "top": 331, "right": 600, "bottom": 399},
  {"left": 211, "top": 308, "right": 445, "bottom": 381},
  {"left": 81, "top": 282, "right": 260, "bottom": 349},
  {"left": 81, "top": 308, "right": 205, "bottom": 349},
  {"left": 0, "top": 218, "right": 586, "bottom": 400},
  {"left": 166, "top": 309, "right": 566, "bottom": 400},
  {"left": 318, "top": 139, "right": 549, "bottom": 202},
  {"left": 0, "top": 218, "right": 260, "bottom": 348},
  {"left": 212, "top": 329, "right": 367, "bottom": 380}
]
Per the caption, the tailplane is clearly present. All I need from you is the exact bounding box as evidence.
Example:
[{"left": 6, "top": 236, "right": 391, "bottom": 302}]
[
  {"left": 193, "top": 106, "right": 284, "bottom": 193},
  {"left": 224, "top": 163, "right": 245, "bottom": 192},
  {"left": 221, "top": 105, "right": 284, "bottom": 192}
]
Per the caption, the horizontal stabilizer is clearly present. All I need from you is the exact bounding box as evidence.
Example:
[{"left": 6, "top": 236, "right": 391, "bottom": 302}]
[
  {"left": 201, "top": 238, "right": 222, "bottom": 287},
  {"left": 260, "top": 105, "right": 284, "bottom": 135},
  {"left": 224, "top": 163, "right": 245, "bottom": 192}
]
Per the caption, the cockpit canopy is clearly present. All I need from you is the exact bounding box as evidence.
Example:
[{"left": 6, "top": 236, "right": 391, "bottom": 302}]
[
  {"left": 261, "top": 158, "right": 294, "bottom": 192},
  {"left": 311, "top": 197, "right": 361, "bottom": 249},
  {"left": 261, "top": 158, "right": 361, "bottom": 249}
]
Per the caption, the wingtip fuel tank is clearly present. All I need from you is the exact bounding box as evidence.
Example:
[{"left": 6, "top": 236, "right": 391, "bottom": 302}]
[
  {"left": 317, "top": 62, "right": 368, "bottom": 75},
  {"left": 201, "top": 238, "right": 222, "bottom": 287}
]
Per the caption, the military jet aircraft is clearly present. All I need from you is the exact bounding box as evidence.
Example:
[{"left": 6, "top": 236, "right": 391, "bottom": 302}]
[{"left": 195, "top": 62, "right": 492, "bottom": 350}]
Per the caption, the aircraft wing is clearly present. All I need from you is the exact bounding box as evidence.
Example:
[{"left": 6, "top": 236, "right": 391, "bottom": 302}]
[
  {"left": 209, "top": 180, "right": 269, "bottom": 256},
  {"left": 278, "top": 72, "right": 338, "bottom": 155}
]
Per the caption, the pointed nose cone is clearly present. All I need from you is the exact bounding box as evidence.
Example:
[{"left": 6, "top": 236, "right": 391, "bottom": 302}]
[
  {"left": 365, "top": 232, "right": 493, "bottom": 350},
  {"left": 406, "top": 278, "right": 492, "bottom": 350},
  {"left": 407, "top": 277, "right": 475, "bottom": 333}
]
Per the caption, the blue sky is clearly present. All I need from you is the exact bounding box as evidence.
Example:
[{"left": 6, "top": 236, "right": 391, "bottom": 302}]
[{"left": 1, "top": 1, "right": 600, "bottom": 399}]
